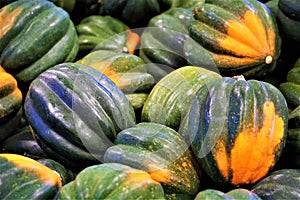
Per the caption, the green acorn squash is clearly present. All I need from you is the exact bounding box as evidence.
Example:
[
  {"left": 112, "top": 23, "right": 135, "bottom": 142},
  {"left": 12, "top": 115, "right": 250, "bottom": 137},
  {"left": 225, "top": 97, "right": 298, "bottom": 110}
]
[
  {"left": 76, "top": 15, "right": 140, "bottom": 56},
  {"left": 58, "top": 163, "right": 165, "bottom": 200},
  {"left": 104, "top": 122, "right": 201, "bottom": 198},
  {"left": 279, "top": 57, "right": 300, "bottom": 109},
  {"left": 251, "top": 169, "right": 300, "bottom": 199},
  {"left": 0, "top": 0, "right": 78, "bottom": 86},
  {"left": 2, "top": 125, "right": 47, "bottom": 159},
  {"left": 182, "top": 75, "right": 288, "bottom": 186},
  {"left": 0, "top": 153, "right": 62, "bottom": 199},
  {"left": 0, "top": 66, "right": 23, "bottom": 144},
  {"left": 99, "top": 0, "right": 172, "bottom": 27},
  {"left": 142, "top": 66, "right": 221, "bottom": 133},
  {"left": 276, "top": 0, "right": 300, "bottom": 43},
  {"left": 24, "top": 63, "right": 136, "bottom": 171},
  {"left": 195, "top": 188, "right": 261, "bottom": 200}
]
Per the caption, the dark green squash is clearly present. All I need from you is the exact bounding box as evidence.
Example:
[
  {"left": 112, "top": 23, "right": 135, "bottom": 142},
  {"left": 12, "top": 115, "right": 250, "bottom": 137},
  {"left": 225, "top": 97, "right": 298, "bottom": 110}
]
[
  {"left": 104, "top": 122, "right": 201, "bottom": 198},
  {"left": 142, "top": 66, "right": 221, "bottom": 133},
  {"left": 76, "top": 15, "right": 140, "bottom": 56},
  {"left": 279, "top": 57, "right": 300, "bottom": 109},
  {"left": 195, "top": 188, "right": 261, "bottom": 200},
  {"left": 0, "top": 66, "right": 23, "bottom": 144},
  {"left": 182, "top": 75, "right": 288, "bottom": 186},
  {"left": 0, "top": 0, "right": 78, "bottom": 86},
  {"left": 2, "top": 125, "right": 47, "bottom": 159},
  {"left": 0, "top": 153, "right": 62, "bottom": 199},
  {"left": 58, "top": 163, "right": 165, "bottom": 200},
  {"left": 99, "top": 0, "right": 172, "bottom": 27},
  {"left": 251, "top": 169, "right": 300, "bottom": 199},
  {"left": 24, "top": 63, "right": 136, "bottom": 171},
  {"left": 276, "top": 0, "right": 300, "bottom": 43},
  {"left": 139, "top": 7, "right": 196, "bottom": 80}
]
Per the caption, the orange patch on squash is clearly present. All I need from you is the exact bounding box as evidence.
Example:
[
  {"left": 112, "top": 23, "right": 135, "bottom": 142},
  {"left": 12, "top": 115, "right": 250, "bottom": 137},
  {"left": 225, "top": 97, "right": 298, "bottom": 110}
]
[
  {"left": 218, "top": 10, "right": 274, "bottom": 64},
  {"left": 148, "top": 164, "right": 171, "bottom": 183},
  {"left": 126, "top": 31, "right": 140, "bottom": 55},
  {"left": 1, "top": 154, "right": 62, "bottom": 188},
  {"left": 0, "top": 7, "right": 22, "bottom": 38},
  {"left": 215, "top": 101, "right": 285, "bottom": 185}
]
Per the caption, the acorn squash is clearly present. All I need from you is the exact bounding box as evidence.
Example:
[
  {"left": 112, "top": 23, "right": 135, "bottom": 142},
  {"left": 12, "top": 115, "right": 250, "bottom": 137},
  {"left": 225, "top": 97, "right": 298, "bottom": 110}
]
[
  {"left": 0, "top": 0, "right": 78, "bottom": 86},
  {"left": 279, "top": 57, "right": 300, "bottom": 109},
  {"left": 0, "top": 66, "right": 23, "bottom": 144},
  {"left": 0, "top": 153, "right": 62, "bottom": 199},
  {"left": 182, "top": 75, "right": 288, "bottom": 186},
  {"left": 104, "top": 122, "right": 201, "bottom": 198},
  {"left": 251, "top": 169, "right": 300, "bottom": 199},
  {"left": 76, "top": 15, "right": 139, "bottom": 56},
  {"left": 24, "top": 63, "right": 136, "bottom": 171},
  {"left": 195, "top": 188, "right": 261, "bottom": 200},
  {"left": 58, "top": 163, "right": 165, "bottom": 200},
  {"left": 142, "top": 66, "right": 221, "bottom": 133}
]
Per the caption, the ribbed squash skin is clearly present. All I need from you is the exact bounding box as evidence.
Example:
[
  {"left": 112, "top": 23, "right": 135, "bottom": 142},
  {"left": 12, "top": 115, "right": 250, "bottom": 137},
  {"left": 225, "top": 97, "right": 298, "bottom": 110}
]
[
  {"left": 279, "top": 58, "right": 300, "bottom": 109},
  {"left": 140, "top": 0, "right": 281, "bottom": 79},
  {"left": 58, "top": 163, "right": 165, "bottom": 200},
  {"left": 251, "top": 169, "right": 300, "bottom": 199},
  {"left": 0, "top": 67, "right": 23, "bottom": 143},
  {"left": 183, "top": 76, "right": 288, "bottom": 186},
  {"left": 104, "top": 122, "right": 201, "bottom": 198},
  {"left": 2, "top": 125, "right": 47, "bottom": 159},
  {"left": 0, "top": 0, "right": 78, "bottom": 84},
  {"left": 77, "top": 50, "right": 154, "bottom": 94},
  {"left": 188, "top": 0, "right": 281, "bottom": 78},
  {"left": 139, "top": 7, "right": 196, "bottom": 80},
  {"left": 76, "top": 15, "right": 139, "bottom": 55},
  {"left": 100, "top": 0, "right": 172, "bottom": 27},
  {"left": 142, "top": 66, "right": 221, "bottom": 133},
  {"left": 195, "top": 188, "right": 261, "bottom": 200},
  {"left": 0, "top": 153, "right": 62, "bottom": 200},
  {"left": 276, "top": 0, "right": 300, "bottom": 43},
  {"left": 24, "top": 63, "right": 136, "bottom": 171}
]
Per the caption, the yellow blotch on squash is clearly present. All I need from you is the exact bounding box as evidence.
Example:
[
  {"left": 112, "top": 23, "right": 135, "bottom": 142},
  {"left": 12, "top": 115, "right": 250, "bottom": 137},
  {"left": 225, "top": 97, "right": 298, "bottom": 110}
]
[
  {"left": 215, "top": 101, "right": 285, "bottom": 185},
  {"left": 0, "top": 7, "right": 22, "bottom": 38},
  {"left": 0, "top": 153, "right": 62, "bottom": 188}
]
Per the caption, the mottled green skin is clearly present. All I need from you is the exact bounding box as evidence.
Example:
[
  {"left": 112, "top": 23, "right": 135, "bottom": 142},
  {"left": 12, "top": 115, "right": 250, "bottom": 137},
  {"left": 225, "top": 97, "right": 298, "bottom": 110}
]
[
  {"left": 142, "top": 66, "right": 221, "bottom": 133},
  {"left": 0, "top": 0, "right": 78, "bottom": 83},
  {"left": 251, "top": 169, "right": 300, "bottom": 199},
  {"left": 24, "top": 63, "right": 135, "bottom": 171},
  {"left": 58, "top": 163, "right": 165, "bottom": 200},
  {"left": 183, "top": 77, "right": 288, "bottom": 186},
  {"left": 77, "top": 50, "right": 155, "bottom": 94},
  {"left": 195, "top": 189, "right": 261, "bottom": 200},
  {"left": 0, "top": 156, "right": 60, "bottom": 200},
  {"left": 104, "top": 122, "right": 201, "bottom": 197},
  {"left": 76, "top": 15, "right": 133, "bottom": 53}
]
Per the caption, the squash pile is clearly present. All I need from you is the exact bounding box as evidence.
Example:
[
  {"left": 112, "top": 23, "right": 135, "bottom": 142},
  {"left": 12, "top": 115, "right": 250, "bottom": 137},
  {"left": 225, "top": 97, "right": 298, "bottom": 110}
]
[{"left": 0, "top": 0, "right": 299, "bottom": 199}]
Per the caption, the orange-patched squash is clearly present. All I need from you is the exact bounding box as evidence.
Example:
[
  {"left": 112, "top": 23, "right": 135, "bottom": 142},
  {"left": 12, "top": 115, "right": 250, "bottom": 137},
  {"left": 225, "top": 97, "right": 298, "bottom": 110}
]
[
  {"left": 187, "top": 0, "right": 281, "bottom": 78},
  {"left": 181, "top": 75, "right": 288, "bottom": 186},
  {"left": 0, "top": 153, "right": 62, "bottom": 199},
  {"left": 0, "top": 66, "right": 23, "bottom": 143}
]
